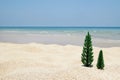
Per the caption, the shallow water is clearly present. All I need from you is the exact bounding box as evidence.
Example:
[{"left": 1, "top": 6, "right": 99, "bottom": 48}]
[{"left": 0, "top": 27, "right": 120, "bottom": 47}]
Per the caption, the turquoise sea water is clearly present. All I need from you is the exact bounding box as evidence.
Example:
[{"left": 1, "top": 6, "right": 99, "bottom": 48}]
[{"left": 0, "top": 27, "right": 120, "bottom": 47}]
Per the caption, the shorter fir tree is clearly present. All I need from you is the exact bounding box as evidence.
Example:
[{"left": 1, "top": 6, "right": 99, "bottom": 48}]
[{"left": 96, "top": 50, "right": 105, "bottom": 69}]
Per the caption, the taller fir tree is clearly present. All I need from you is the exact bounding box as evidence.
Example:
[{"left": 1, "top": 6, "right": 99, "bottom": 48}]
[{"left": 81, "top": 32, "right": 94, "bottom": 67}]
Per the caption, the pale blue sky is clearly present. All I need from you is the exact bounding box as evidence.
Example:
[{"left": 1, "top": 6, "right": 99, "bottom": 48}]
[{"left": 0, "top": 0, "right": 120, "bottom": 26}]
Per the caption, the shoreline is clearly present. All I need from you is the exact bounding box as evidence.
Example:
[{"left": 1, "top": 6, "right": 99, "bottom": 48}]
[{"left": 0, "top": 41, "right": 120, "bottom": 48}]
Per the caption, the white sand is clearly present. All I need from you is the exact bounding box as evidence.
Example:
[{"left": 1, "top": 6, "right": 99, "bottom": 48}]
[{"left": 0, "top": 42, "right": 120, "bottom": 80}]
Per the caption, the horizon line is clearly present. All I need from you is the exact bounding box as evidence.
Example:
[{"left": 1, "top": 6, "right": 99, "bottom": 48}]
[
  {"left": 0, "top": 25, "right": 120, "bottom": 28},
  {"left": 0, "top": 26, "right": 120, "bottom": 28}
]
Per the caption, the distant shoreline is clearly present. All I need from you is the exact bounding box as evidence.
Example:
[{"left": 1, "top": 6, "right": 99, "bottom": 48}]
[{"left": 0, "top": 42, "right": 120, "bottom": 48}]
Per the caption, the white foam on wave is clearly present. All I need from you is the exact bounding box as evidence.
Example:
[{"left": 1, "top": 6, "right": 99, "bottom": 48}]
[{"left": 39, "top": 31, "right": 49, "bottom": 34}]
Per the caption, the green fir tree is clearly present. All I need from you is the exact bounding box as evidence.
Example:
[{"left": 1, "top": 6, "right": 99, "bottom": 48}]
[
  {"left": 97, "top": 50, "right": 105, "bottom": 69},
  {"left": 81, "top": 32, "right": 94, "bottom": 67}
]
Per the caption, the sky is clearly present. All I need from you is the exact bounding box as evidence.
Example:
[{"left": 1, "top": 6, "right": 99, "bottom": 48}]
[{"left": 0, "top": 0, "right": 120, "bottom": 26}]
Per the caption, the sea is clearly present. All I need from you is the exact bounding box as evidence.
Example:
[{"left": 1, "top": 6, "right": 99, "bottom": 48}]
[{"left": 0, "top": 27, "right": 120, "bottom": 47}]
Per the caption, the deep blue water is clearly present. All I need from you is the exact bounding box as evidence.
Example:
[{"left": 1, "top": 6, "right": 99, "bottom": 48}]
[{"left": 0, "top": 27, "right": 120, "bottom": 31}]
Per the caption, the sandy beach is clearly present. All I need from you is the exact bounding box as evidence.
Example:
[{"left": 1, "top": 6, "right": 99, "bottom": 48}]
[{"left": 0, "top": 42, "right": 120, "bottom": 80}]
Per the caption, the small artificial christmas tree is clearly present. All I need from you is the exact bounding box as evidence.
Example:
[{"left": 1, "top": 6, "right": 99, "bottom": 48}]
[
  {"left": 96, "top": 50, "right": 105, "bottom": 69},
  {"left": 81, "top": 32, "right": 94, "bottom": 67}
]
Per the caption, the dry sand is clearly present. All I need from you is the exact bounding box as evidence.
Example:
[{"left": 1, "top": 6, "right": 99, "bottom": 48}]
[{"left": 0, "top": 42, "right": 120, "bottom": 80}]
